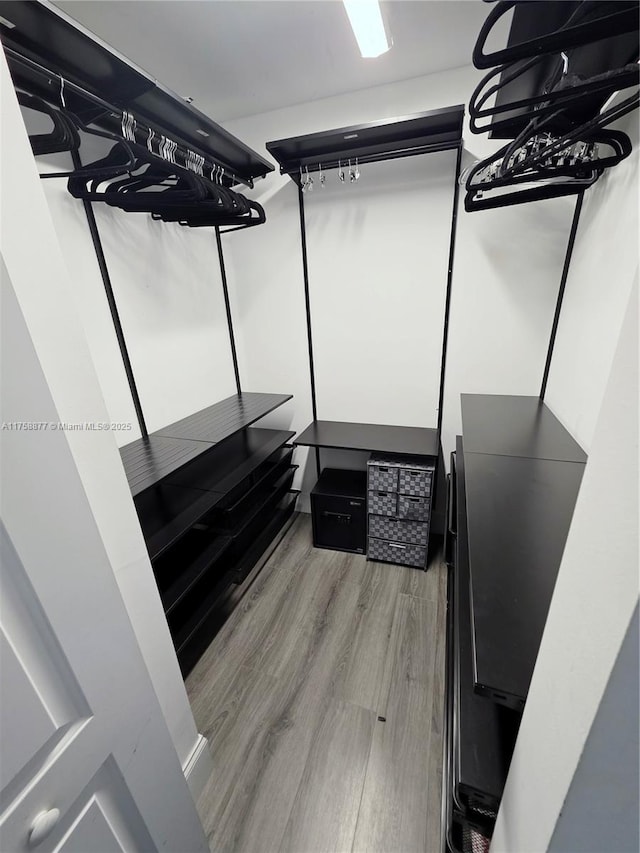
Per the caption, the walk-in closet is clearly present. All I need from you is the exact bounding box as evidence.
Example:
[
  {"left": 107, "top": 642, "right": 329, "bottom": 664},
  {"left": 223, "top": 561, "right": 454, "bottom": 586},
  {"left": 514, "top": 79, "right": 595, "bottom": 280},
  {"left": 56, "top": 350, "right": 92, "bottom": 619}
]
[{"left": 1, "top": 2, "right": 638, "bottom": 852}]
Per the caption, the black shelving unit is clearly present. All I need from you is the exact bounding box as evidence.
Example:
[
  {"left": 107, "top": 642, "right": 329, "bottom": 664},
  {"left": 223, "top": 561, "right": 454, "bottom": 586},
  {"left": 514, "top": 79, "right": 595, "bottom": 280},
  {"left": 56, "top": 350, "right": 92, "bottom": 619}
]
[
  {"left": 120, "top": 393, "right": 297, "bottom": 676},
  {"left": 0, "top": 0, "right": 273, "bottom": 186},
  {"left": 442, "top": 395, "right": 587, "bottom": 851},
  {"left": 266, "top": 106, "right": 464, "bottom": 178},
  {"left": 266, "top": 107, "right": 464, "bottom": 543}
]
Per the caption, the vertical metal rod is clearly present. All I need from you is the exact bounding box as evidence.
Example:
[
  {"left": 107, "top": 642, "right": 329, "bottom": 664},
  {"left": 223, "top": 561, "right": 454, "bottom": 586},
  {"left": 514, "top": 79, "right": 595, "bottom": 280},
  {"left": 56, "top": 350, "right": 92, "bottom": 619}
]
[
  {"left": 297, "top": 183, "right": 321, "bottom": 476},
  {"left": 215, "top": 226, "right": 242, "bottom": 394},
  {"left": 70, "top": 148, "right": 148, "bottom": 437},
  {"left": 437, "top": 143, "right": 463, "bottom": 436},
  {"left": 540, "top": 190, "right": 585, "bottom": 400}
]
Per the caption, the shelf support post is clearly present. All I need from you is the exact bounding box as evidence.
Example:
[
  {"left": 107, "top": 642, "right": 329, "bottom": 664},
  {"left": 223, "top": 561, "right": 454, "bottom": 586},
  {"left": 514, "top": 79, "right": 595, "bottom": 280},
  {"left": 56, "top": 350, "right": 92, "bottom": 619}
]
[
  {"left": 215, "top": 227, "right": 242, "bottom": 395},
  {"left": 540, "top": 190, "right": 585, "bottom": 400},
  {"left": 297, "top": 182, "right": 321, "bottom": 477},
  {"left": 437, "top": 142, "right": 463, "bottom": 437},
  {"left": 70, "top": 148, "right": 148, "bottom": 438}
]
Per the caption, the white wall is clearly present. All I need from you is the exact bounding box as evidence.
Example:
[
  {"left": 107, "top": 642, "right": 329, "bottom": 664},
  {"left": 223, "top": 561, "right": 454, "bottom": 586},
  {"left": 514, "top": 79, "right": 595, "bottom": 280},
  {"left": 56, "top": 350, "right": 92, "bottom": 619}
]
[
  {"left": 24, "top": 116, "right": 238, "bottom": 443},
  {"left": 491, "top": 277, "right": 639, "bottom": 853},
  {"left": 544, "top": 110, "right": 640, "bottom": 451},
  {"left": 1, "top": 55, "right": 210, "bottom": 788},
  {"left": 222, "top": 63, "right": 574, "bottom": 498},
  {"left": 306, "top": 151, "right": 455, "bottom": 429}
]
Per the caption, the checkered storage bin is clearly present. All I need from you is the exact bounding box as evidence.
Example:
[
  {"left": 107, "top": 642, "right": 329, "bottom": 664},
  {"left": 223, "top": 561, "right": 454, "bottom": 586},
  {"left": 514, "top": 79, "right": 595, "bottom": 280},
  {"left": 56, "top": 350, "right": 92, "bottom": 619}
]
[
  {"left": 366, "top": 452, "right": 435, "bottom": 569},
  {"left": 398, "top": 495, "right": 430, "bottom": 521},
  {"left": 398, "top": 466, "right": 433, "bottom": 497},
  {"left": 367, "top": 490, "right": 397, "bottom": 516},
  {"left": 367, "top": 461, "right": 399, "bottom": 492},
  {"left": 368, "top": 537, "right": 427, "bottom": 569},
  {"left": 368, "top": 515, "right": 429, "bottom": 546}
]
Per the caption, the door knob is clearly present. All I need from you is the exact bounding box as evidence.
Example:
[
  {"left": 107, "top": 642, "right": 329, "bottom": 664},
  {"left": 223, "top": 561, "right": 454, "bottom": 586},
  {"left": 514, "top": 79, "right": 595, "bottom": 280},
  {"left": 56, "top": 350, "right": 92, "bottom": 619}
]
[{"left": 29, "top": 808, "right": 60, "bottom": 846}]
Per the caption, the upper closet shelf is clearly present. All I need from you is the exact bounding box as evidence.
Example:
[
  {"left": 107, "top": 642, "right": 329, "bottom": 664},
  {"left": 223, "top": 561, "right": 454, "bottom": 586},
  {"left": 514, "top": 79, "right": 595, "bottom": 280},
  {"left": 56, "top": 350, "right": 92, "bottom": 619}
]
[
  {"left": 0, "top": 0, "right": 274, "bottom": 187},
  {"left": 266, "top": 105, "right": 464, "bottom": 180}
]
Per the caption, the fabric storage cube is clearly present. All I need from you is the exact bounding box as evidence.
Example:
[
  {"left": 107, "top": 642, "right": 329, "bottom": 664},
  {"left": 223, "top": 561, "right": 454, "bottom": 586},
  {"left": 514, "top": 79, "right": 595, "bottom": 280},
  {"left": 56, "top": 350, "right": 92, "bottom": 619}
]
[
  {"left": 398, "top": 494, "right": 430, "bottom": 521},
  {"left": 368, "top": 537, "right": 427, "bottom": 569},
  {"left": 367, "top": 461, "right": 399, "bottom": 492},
  {"left": 368, "top": 515, "right": 429, "bottom": 546},
  {"left": 398, "top": 466, "right": 434, "bottom": 497},
  {"left": 367, "top": 490, "right": 397, "bottom": 516}
]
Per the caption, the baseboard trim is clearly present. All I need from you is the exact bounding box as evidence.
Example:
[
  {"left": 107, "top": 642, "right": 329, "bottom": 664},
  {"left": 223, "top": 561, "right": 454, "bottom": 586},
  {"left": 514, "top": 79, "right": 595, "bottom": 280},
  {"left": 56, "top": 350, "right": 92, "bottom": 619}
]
[{"left": 183, "top": 733, "right": 213, "bottom": 802}]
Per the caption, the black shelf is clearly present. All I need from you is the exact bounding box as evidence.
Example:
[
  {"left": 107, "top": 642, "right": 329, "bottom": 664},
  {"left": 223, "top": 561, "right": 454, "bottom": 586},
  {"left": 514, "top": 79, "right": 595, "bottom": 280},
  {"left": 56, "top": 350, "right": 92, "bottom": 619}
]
[
  {"left": 453, "top": 439, "right": 520, "bottom": 817},
  {"left": 173, "top": 491, "right": 298, "bottom": 668},
  {"left": 294, "top": 419, "right": 439, "bottom": 458},
  {"left": 121, "top": 393, "right": 292, "bottom": 497},
  {"left": 121, "top": 435, "right": 214, "bottom": 497},
  {"left": 0, "top": 1, "right": 273, "bottom": 185},
  {"left": 460, "top": 395, "right": 587, "bottom": 708},
  {"left": 460, "top": 394, "right": 587, "bottom": 462},
  {"left": 266, "top": 106, "right": 464, "bottom": 179},
  {"left": 166, "top": 428, "right": 295, "bottom": 495},
  {"left": 134, "top": 482, "right": 225, "bottom": 563},
  {"left": 231, "top": 490, "right": 299, "bottom": 583},
  {"left": 160, "top": 532, "right": 232, "bottom": 616},
  {"left": 464, "top": 450, "right": 585, "bottom": 707},
  {"left": 133, "top": 428, "right": 294, "bottom": 561},
  {"left": 155, "top": 392, "right": 292, "bottom": 443}
]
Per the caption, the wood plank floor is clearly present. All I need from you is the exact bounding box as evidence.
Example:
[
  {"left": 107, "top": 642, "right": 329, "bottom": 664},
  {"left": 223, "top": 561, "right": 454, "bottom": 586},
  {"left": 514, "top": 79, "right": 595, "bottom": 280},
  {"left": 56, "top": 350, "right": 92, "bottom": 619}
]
[{"left": 186, "top": 513, "right": 447, "bottom": 853}]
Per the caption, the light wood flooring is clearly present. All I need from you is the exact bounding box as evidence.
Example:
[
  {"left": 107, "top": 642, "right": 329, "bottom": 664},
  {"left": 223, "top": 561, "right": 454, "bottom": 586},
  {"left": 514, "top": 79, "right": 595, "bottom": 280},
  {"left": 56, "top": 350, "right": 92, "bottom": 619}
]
[{"left": 186, "top": 513, "right": 447, "bottom": 853}]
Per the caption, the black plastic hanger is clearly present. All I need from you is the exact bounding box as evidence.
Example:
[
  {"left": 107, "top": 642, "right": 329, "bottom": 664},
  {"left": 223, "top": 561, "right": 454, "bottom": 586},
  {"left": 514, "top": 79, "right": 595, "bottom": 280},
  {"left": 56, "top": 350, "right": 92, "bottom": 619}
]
[
  {"left": 469, "top": 56, "right": 639, "bottom": 136},
  {"left": 17, "top": 91, "right": 81, "bottom": 156},
  {"left": 473, "top": 1, "right": 639, "bottom": 69}
]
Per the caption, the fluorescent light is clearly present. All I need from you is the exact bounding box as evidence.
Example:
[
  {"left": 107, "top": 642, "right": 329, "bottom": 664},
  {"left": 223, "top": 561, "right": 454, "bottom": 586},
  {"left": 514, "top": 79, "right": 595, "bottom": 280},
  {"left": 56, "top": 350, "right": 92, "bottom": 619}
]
[{"left": 343, "top": 1, "right": 391, "bottom": 59}]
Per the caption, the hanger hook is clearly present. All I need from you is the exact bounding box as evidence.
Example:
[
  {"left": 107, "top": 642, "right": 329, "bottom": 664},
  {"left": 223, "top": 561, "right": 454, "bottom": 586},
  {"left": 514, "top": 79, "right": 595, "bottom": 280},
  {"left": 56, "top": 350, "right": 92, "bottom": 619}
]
[
  {"left": 59, "top": 77, "right": 66, "bottom": 109},
  {"left": 561, "top": 51, "right": 569, "bottom": 75}
]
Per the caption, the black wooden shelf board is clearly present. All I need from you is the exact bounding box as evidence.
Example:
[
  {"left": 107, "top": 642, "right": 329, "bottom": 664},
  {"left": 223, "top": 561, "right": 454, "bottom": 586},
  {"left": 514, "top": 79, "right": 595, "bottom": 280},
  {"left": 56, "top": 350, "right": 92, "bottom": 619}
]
[
  {"left": 454, "top": 440, "right": 520, "bottom": 810},
  {"left": 120, "top": 393, "right": 292, "bottom": 497},
  {"left": 167, "top": 428, "right": 295, "bottom": 494},
  {"left": 464, "top": 450, "right": 585, "bottom": 704},
  {"left": 0, "top": 1, "right": 273, "bottom": 182},
  {"left": 155, "top": 393, "right": 293, "bottom": 443},
  {"left": 266, "top": 105, "right": 464, "bottom": 176},
  {"left": 121, "top": 435, "right": 214, "bottom": 496},
  {"left": 162, "top": 533, "right": 232, "bottom": 616},
  {"left": 231, "top": 491, "right": 298, "bottom": 582},
  {"left": 174, "top": 569, "right": 235, "bottom": 657},
  {"left": 461, "top": 395, "right": 587, "bottom": 462},
  {"left": 227, "top": 467, "right": 297, "bottom": 542},
  {"left": 294, "top": 420, "right": 439, "bottom": 458},
  {"left": 135, "top": 483, "right": 226, "bottom": 563}
]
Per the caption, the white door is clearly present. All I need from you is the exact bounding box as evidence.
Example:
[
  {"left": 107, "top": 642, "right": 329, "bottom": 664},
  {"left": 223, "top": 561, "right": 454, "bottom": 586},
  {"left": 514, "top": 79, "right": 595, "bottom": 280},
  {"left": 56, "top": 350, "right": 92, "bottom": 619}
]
[{"left": 0, "top": 258, "right": 209, "bottom": 852}]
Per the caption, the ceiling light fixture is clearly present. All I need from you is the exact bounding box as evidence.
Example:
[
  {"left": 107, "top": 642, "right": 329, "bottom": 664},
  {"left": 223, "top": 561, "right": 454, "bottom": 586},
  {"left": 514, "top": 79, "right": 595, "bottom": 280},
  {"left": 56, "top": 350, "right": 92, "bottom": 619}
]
[{"left": 343, "top": 1, "right": 391, "bottom": 59}]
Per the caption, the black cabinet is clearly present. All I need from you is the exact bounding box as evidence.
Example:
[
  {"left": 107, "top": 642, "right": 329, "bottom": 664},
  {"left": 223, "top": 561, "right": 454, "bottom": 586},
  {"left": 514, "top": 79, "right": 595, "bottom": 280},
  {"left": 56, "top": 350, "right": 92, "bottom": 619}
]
[
  {"left": 442, "top": 396, "right": 587, "bottom": 852},
  {"left": 311, "top": 468, "right": 367, "bottom": 554}
]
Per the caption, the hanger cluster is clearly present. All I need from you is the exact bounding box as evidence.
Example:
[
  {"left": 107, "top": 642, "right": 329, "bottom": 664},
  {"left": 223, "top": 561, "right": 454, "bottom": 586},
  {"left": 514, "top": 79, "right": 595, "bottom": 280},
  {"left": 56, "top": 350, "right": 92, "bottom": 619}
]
[
  {"left": 20, "top": 91, "right": 265, "bottom": 230},
  {"left": 464, "top": 0, "right": 639, "bottom": 211},
  {"left": 299, "top": 159, "right": 360, "bottom": 191}
]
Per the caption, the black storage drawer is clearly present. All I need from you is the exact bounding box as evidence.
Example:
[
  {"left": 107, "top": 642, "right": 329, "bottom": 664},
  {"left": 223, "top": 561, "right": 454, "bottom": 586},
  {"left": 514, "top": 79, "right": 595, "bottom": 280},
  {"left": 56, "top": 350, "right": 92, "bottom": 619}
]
[{"left": 311, "top": 468, "right": 367, "bottom": 554}]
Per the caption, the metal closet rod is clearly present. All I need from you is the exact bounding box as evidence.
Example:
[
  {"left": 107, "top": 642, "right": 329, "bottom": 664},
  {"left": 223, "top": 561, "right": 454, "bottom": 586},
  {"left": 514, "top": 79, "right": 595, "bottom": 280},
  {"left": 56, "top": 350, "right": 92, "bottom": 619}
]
[
  {"left": 281, "top": 139, "right": 462, "bottom": 176},
  {"left": 4, "top": 45, "right": 252, "bottom": 189}
]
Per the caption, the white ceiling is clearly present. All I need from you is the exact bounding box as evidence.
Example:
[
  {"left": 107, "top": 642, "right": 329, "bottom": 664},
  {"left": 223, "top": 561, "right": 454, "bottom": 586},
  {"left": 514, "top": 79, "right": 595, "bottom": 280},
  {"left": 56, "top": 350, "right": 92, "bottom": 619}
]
[{"left": 54, "top": 1, "right": 490, "bottom": 122}]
